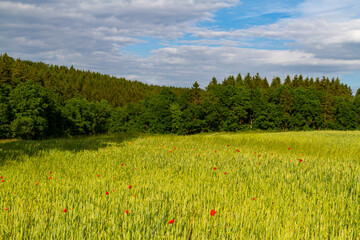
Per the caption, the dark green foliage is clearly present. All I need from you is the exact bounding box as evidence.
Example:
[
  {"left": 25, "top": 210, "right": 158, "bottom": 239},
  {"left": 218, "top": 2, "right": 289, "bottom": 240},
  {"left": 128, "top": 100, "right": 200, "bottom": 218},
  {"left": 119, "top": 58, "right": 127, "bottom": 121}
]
[
  {"left": 10, "top": 117, "right": 36, "bottom": 140},
  {"left": 0, "top": 53, "right": 14, "bottom": 85},
  {"left": 0, "top": 53, "right": 358, "bottom": 138},
  {"left": 289, "top": 88, "right": 323, "bottom": 130},
  {"left": 216, "top": 85, "right": 250, "bottom": 131},
  {"left": 140, "top": 89, "right": 177, "bottom": 134},
  {"left": 355, "top": 89, "right": 360, "bottom": 126},
  {"left": 170, "top": 102, "right": 186, "bottom": 134},
  {"left": 0, "top": 54, "right": 186, "bottom": 107},
  {"left": 280, "top": 87, "right": 293, "bottom": 130},
  {"left": 9, "top": 81, "right": 59, "bottom": 139},
  {"left": 0, "top": 84, "right": 12, "bottom": 138},
  {"left": 333, "top": 99, "right": 358, "bottom": 130},
  {"left": 108, "top": 107, "right": 129, "bottom": 133},
  {"left": 62, "top": 97, "right": 110, "bottom": 135}
]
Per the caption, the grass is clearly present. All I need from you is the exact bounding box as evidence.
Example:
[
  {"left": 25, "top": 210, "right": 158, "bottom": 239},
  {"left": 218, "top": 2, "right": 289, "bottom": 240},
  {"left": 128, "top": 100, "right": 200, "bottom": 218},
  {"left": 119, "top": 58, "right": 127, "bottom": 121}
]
[{"left": 0, "top": 131, "right": 360, "bottom": 239}]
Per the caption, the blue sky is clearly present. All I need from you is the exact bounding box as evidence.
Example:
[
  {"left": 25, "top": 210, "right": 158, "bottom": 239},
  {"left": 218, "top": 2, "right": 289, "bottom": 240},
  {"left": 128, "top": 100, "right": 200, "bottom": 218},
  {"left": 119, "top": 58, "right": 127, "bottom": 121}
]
[{"left": 0, "top": 0, "right": 360, "bottom": 91}]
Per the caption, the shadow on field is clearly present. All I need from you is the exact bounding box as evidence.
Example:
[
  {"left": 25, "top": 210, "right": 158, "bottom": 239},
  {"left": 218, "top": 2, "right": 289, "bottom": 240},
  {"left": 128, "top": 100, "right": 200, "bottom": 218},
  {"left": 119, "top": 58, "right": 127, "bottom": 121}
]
[{"left": 0, "top": 133, "right": 141, "bottom": 166}]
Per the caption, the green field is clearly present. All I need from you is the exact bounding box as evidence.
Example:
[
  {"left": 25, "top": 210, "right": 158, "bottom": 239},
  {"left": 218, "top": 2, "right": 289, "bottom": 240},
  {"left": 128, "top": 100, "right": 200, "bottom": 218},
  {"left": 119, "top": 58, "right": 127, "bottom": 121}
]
[{"left": 1, "top": 131, "right": 360, "bottom": 239}]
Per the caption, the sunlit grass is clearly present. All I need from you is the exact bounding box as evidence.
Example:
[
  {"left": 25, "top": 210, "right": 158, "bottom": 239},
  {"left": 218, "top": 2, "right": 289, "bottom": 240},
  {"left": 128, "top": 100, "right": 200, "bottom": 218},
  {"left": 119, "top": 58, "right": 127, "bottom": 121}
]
[{"left": 1, "top": 131, "right": 360, "bottom": 239}]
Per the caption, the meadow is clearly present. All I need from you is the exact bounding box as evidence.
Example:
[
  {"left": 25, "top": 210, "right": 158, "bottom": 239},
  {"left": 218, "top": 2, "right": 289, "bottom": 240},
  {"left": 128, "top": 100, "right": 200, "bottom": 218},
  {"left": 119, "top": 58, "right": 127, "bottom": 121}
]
[{"left": 0, "top": 131, "right": 360, "bottom": 239}]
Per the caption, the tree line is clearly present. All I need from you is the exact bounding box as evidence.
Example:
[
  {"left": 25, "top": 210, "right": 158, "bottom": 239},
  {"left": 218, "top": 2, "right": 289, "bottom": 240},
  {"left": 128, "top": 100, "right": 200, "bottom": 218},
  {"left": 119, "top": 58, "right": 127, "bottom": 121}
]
[{"left": 0, "top": 53, "right": 359, "bottom": 139}]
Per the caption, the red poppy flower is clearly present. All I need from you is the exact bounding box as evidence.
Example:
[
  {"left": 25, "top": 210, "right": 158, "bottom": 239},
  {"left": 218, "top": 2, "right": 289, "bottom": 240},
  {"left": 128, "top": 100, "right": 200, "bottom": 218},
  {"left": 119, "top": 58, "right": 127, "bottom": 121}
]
[
  {"left": 168, "top": 219, "right": 175, "bottom": 224},
  {"left": 0, "top": 176, "right": 3, "bottom": 179},
  {"left": 227, "top": 144, "right": 230, "bottom": 147},
  {"left": 113, "top": 189, "right": 115, "bottom": 192},
  {"left": 97, "top": 174, "right": 100, "bottom": 177},
  {"left": 224, "top": 172, "right": 227, "bottom": 175},
  {"left": 125, "top": 210, "right": 129, "bottom": 214},
  {"left": 106, "top": 192, "right": 109, "bottom": 195},
  {"left": 121, "top": 163, "right": 124, "bottom": 166},
  {"left": 253, "top": 197, "right": 255, "bottom": 200},
  {"left": 259, "top": 162, "right": 261, "bottom": 165},
  {"left": 1, "top": 180, "right": 4, "bottom": 182},
  {"left": 288, "top": 148, "right": 291, "bottom": 150},
  {"left": 211, "top": 209, "right": 216, "bottom": 216},
  {"left": 49, "top": 172, "right": 52, "bottom": 174},
  {"left": 299, "top": 159, "right": 303, "bottom": 163},
  {"left": 63, "top": 208, "right": 67, "bottom": 213},
  {"left": 236, "top": 149, "right": 240, "bottom": 152},
  {"left": 35, "top": 182, "right": 38, "bottom": 185},
  {"left": 129, "top": 185, "right": 132, "bottom": 189},
  {"left": 213, "top": 167, "right": 217, "bottom": 170},
  {"left": 5, "top": 207, "right": 8, "bottom": 211},
  {"left": 258, "top": 155, "right": 261, "bottom": 157}
]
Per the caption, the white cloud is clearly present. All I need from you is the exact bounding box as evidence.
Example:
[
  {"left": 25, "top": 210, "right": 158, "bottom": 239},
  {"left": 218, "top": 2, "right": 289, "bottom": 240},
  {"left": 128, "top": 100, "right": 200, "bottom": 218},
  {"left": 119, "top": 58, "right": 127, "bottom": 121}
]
[
  {"left": 298, "top": 0, "right": 360, "bottom": 19},
  {"left": 191, "top": 1, "right": 360, "bottom": 62},
  {"left": 118, "top": 45, "right": 360, "bottom": 87},
  {"left": 0, "top": 0, "right": 360, "bottom": 91}
]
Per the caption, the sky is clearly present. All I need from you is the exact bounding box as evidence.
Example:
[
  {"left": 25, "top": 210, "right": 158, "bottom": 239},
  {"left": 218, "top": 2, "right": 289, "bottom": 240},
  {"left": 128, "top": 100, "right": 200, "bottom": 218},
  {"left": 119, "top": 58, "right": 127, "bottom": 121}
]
[{"left": 0, "top": 0, "right": 360, "bottom": 92}]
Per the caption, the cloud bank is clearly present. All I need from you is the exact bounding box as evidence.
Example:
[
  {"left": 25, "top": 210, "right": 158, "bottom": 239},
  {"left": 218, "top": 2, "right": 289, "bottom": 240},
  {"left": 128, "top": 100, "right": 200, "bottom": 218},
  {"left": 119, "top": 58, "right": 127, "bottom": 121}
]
[{"left": 0, "top": 0, "right": 359, "bottom": 90}]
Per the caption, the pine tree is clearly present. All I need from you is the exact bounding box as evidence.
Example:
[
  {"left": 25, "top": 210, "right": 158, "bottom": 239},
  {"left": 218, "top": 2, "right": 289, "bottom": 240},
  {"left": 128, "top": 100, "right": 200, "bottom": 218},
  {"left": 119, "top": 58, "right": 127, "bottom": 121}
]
[
  {"left": 280, "top": 87, "right": 293, "bottom": 129},
  {"left": 190, "top": 81, "right": 202, "bottom": 105},
  {"left": 206, "top": 77, "right": 218, "bottom": 91},
  {"left": 244, "top": 73, "right": 253, "bottom": 89},
  {"left": 222, "top": 75, "right": 235, "bottom": 86},
  {"left": 284, "top": 75, "right": 291, "bottom": 86},
  {"left": 270, "top": 77, "right": 281, "bottom": 88},
  {"left": 321, "top": 94, "right": 333, "bottom": 128},
  {"left": 235, "top": 73, "right": 243, "bottom": 86},
  {"left": 261, "top": 77, "right": 269, "bottom": 89}
]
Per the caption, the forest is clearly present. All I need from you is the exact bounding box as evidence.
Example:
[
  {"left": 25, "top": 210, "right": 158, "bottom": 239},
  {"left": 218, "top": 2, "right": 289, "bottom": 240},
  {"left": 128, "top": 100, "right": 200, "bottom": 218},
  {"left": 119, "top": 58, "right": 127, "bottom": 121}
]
[{"left": 1, "top": 53, "right": 359, "bottom": 139}]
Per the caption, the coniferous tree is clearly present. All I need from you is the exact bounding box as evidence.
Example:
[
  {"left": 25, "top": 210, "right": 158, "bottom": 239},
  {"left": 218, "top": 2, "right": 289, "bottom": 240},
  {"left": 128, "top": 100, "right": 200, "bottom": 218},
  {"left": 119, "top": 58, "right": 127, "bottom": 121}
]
[
  {"left": 235, "top": 73, "right": 243, "bottom": 86},
  {"left": 206, "top": 77, "right": 218, "bottom": 91},
  {"left": 190, "top": 81, "right": 202, "bottom": 105},
  {"left": 354, "top": 89, "right": 360, "bottom": 126},
  {"left": 321, "top": 93, "right": 334, "bottom": 128},
  {"left": 0, "top": 84, "right": 12, "bottom": 138},
  {"left": 222, "top": 75, "right": 235, "bottom": 86},
  {"left": 280, "top": 87, "right": 293, "bottom": 129},
  {"left": 0, "top": 53, "right": 14, "bottom": 85},
  {"left": 284, "top": 75, "right": 291, "bottom": 86},
  {"left": 261, "top": 77, "right": 269, "bottom": 89},
  {"left": 270, "top": 77, "right": 281, "bottom": 89},
  {"left": 0, "top": 54, "right": 359, "bottom": 137},
  {"left": 244, "top": 73, "right": 253, "bottom": 89}
]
